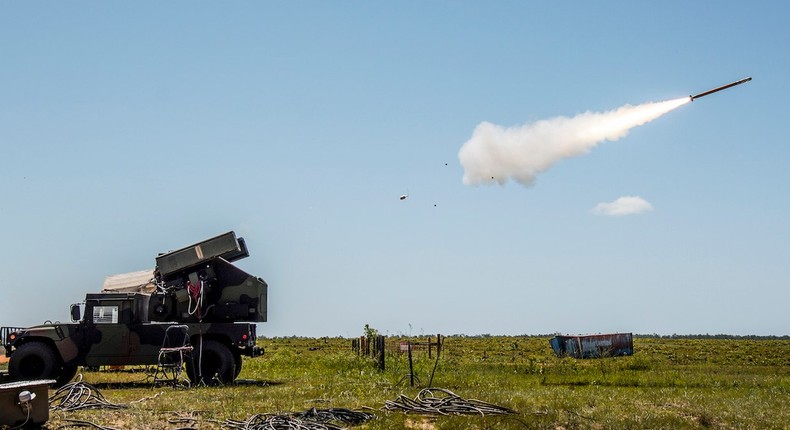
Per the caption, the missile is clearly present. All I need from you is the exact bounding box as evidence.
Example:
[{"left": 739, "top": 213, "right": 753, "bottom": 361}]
[{"left": 690, "top": 77, "right": 752, "bottom": 101}]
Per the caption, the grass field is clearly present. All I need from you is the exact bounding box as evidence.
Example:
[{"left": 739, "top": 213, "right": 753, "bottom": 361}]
[{"left": 2, "top": 335, "right": 789, "bottom": 429}]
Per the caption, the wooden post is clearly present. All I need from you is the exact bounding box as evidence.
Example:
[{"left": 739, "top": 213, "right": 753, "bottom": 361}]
[
  {"left": 428, "top": 334, "right": 442, "bottom": 388},
  {"left": 408, "top": 342, "right": 415, "bottom": 387},
  {"left": 428, "top": 336, "right": 432, "bottom": 359},
  {"left": 377, "top": 335, "right": 386, "bottom": 371}
]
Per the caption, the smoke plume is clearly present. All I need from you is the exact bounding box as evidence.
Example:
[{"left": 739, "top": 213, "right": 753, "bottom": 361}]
[{"left": 459, "top": 97, "right": 690, "bottom": 186}]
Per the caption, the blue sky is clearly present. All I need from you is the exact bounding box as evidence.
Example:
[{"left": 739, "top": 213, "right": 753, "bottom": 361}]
[{"left": 1, "top": 2, "right": 787, "bottom": 337}]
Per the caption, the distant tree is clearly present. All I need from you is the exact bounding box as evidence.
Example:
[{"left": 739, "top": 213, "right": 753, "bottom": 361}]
[{"left": 363, "top": 324, "right": 379, "bottom": 340}]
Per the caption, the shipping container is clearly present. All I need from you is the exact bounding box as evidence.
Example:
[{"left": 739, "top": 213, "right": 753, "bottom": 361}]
[{"left": 549, "top": 333, "right": 633, "bottom": 358}]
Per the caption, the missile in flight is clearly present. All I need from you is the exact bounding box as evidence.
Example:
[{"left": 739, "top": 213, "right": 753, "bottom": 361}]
[{"left": 690, "top": 77, "right": 752, "bottom": 101}]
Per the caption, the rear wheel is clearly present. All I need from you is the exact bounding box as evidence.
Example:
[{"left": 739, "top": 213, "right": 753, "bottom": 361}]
[
  {"left": 8, "top": 341, "right": 58, "bottom": 382},
  {"left": 233, "top": 350, "right": 242, "bottom": 378},
  {"left": 185, "top": 339, "right": 235, "bottom": 385}
]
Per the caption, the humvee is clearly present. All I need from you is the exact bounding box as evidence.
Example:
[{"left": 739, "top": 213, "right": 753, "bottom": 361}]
[{"left": 1, "top": 232, "right": 267, "bottom": 386}]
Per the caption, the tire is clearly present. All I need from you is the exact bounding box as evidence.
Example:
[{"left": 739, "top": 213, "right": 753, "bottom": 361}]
[
  {"left": 55, "top": 364, "right": 79, "bottom": 387},
  {"left": 185, "top": 339, "right": 235, "bottom": 385},
  {"left": 8, "top": 341, "right": 58, "bottom": 382},
  {"left": 233, "top": 350, "right": 242, "bottom": 378}
]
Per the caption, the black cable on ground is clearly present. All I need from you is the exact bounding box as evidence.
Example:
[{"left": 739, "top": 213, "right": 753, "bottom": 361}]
[
  {"left": 383, "top": 388, "right": 517, "bottom": 416},
  {"left": 52, "top": 419, "right": 119, "bottom": 430},
  {"left": 224, "top": 408, "right": 375, "bottom": 430},
  {"left": 224, "top": 413, "right": 344, "bottom": 430},
  {"left": 293, "top": 408, "right": 376, "bottom": 425},
  {"left": 49, "top": 376, "right": 128, "bottom": 412}
]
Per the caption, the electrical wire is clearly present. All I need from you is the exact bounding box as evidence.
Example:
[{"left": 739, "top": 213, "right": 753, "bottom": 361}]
[
  {"left": 49, "top": 375, "right": 128, "bottom": 412},
  {"left": 8, "top": 403, "right": 30, "bottom": 430},
  {"left": 128, "top": 391, "right": 164, "bottom": 404},
  {"left": 224, "top": 414, "right": 344, "bottom": 430},
  {"left": 189, "top": 280, "right": 207, "bottom": 384},
  {"left": 383, "top": 388, "right": 517, "bottom": 416},
  {"left": 293, "top": 408, "right": 376, "bottom": 425},
  {"left": 164, "top": 410, "right": 222, "bottom": 428},
  {"left": 224, "top": 408, "right": 375, "bottom": 430},
  {"left": 187, "top": 280, "right": 204, "bottom": 317},
  {"left": 52, "top": 419, "right": 119, "bottom": 430}
]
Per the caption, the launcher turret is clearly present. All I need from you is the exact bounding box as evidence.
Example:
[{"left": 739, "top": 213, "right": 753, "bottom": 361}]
[{"left": 148, "top": 231, "right": 268, "bottom": 323}]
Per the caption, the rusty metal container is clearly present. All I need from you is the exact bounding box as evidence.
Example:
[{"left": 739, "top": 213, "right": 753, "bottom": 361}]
[
  {"left": 0, "top": 379, "right": 54, "bottom": 427},
  {"left": 549, "top": 333, "right": 633, "bottom": 358}
]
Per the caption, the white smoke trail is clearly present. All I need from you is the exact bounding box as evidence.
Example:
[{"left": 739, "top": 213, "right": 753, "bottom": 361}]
[{"left": 458, "top": 97, "right": 691, "bottom": 186}]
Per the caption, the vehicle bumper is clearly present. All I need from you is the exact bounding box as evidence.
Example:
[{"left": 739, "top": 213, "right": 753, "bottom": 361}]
[{"left": 247, "top": 345, "right": 264, "bottom": 357}]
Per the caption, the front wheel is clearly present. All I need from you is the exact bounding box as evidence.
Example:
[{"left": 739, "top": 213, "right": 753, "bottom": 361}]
[
  {"left": 8, "top": 341, "right": 58, "bottom": 382},
  {"left": 55, "top": 364, "right": 79, "bottom": 387},
  {"left": 185, "top": 339, "right": 235, "bottom": 385}
]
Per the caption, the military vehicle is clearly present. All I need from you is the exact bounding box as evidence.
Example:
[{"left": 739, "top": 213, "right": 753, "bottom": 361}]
[{"left": 0, "top": 231, "right": 267, "bottom": 386}]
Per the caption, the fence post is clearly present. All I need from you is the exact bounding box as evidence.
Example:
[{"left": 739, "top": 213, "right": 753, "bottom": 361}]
[
  {"left": 408, "top": 342, "right": 414, "bottom": 386},
  {"left": 376, "top": 335, "right": 386, "bottom": 371},
  {"left": 428, "top": 334, "right": 442, "bottom": 388},
  {"left": 428, "top": 336, "right": 432, "bottom": 359}
]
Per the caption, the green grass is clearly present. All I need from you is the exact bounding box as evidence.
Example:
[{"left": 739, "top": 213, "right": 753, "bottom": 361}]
[{"left": 3, "top": 336, "right": 789, "bottom": 429}]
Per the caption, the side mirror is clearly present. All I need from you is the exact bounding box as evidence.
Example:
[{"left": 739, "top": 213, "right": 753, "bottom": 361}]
[{"left": 70, "top": 304, "right": 81, "bottom": 322}]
